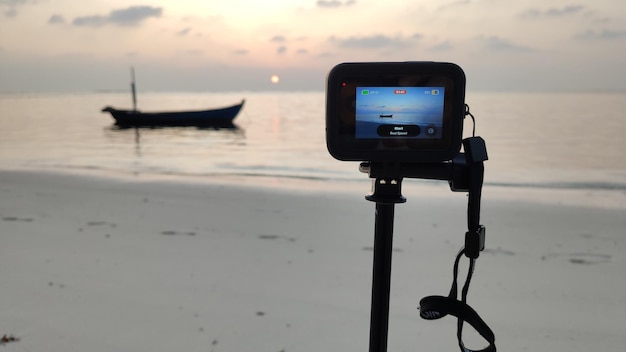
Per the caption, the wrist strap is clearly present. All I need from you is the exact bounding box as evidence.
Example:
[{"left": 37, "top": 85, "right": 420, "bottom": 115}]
[{"left": 418, "top": 249, "right": 496, "bottom": 352}]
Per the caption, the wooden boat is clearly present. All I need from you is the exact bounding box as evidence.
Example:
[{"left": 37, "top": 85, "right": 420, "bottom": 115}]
[
  {"left": 379, "top": 114, "right": 393, "bottom": 118},
  {"left": 101, "top": 68, "right": 244, "bottom": 127},
  {"left": 102, "top": 100, "right": 245, "bottom": 127}
]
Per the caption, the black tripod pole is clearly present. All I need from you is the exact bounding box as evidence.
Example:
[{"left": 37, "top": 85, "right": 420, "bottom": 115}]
[
  {"left": 365, "top": 177, "right": 406, "bottom": 352},
  {"left": 369, "top": 201, "right": 394, "bottom": 352}
]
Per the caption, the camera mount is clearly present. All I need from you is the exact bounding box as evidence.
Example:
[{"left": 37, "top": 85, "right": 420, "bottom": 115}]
[{"left": 361, "top": 136, "right": 495, "bottom": 352}]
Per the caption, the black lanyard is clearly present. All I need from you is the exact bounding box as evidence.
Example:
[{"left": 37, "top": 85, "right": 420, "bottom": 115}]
[
  {"left": 419, "top": 134, "right": 496, "bottom": 352},
  {"left": 419, "top": 247, "right": 496, "bottom": 352}
]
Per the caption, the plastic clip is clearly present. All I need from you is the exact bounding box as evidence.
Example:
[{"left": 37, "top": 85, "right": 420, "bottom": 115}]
[{"left": 465, "top": 225, "right": 486, "bottom": 259}]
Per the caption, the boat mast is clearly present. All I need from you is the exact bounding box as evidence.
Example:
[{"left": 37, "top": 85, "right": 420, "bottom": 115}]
[{"left": 131, "top": 67, "right": 137, "bottom": 112}]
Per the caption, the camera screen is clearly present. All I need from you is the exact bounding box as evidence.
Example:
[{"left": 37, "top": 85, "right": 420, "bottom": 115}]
[
  {"left": 355, "top": 87, "right": 445, "bottom": 140},
  {"left": 326, "top": 62, "right": 465, "bottom": 162}
]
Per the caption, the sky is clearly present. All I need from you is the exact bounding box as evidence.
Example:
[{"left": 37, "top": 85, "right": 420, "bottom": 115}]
[{"left": 1, "top": 0, "right": 625, "bottom": 92}]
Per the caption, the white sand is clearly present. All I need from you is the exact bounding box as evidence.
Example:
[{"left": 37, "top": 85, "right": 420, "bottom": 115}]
[{"left": 1, "top": 170, "right": 624, "bottom": 351}]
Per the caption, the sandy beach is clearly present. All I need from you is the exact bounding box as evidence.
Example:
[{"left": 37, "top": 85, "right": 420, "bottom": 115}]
[{"left": 1, "top": 170, "right": 624, "bottom": 352}]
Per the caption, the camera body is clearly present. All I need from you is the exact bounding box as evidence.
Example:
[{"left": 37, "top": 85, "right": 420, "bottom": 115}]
[{"left": 326, "top": 62, "right": 466, "bottom": 162}]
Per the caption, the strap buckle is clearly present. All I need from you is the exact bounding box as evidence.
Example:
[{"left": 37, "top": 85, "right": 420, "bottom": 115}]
[{"left": 465, "top": 225, "right": 486, "bottom": 259}]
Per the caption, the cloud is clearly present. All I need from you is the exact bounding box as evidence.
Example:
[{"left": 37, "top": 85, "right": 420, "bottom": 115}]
[
  {"left": 436, "top": 0, "right": 471, "bottom": 11},
  {"left": 276, "top": 46, "right": 287, "bottom": 54},
  {"left": 233, "top": 49, "right": 249, "bottom": 55},
  {"left": 330, "top": 34, "right": 420, "bottom": 49},
  {"left": 519, "top": 5, "right": 585, "bottom": 19},
  {"left": 296, "top": 48, "right": 309, "bottom": 54},
  {"left": 431, "top": 41, "right": 453, "bottom": 51},
  {"left": 317, "top": 0, "right": 340, "bottom": 8},
  {"left": 72, "top": 6, "right": 162, "bottom": 27},
  {"left": 270, "top": 35, "right": 286, "bottom": 43},
  {"left": 108, "top": 6, "right": 162, "bottom": 25},
  {"left": 316, "top": 0, "right": 356, "bottom": 8},
  {"left": 48, "top": 14, "right": 65, "bottom": 24},
  {"left": 177, "top": 27, "right": 192, "bottom": 36},
  {"left": 1, "top": 0, "right": 18, "bottom": 17},
  {"left": 177, "top": 49, "right": 203, "bottom": 56},
  {"left": 1, "top": 0, "right": 34, "bottom": 17},
  {"left": 333, "top": 35, "right": 388, "bottom": 48},
  {"left": 574, "top": 29, "right": 626, "bottom": 40},
  {"left": 72, "top": 15, "right": 106, "bottom": 27},
  {"left": 317, "top": 52, "right": 334, "bottom": 58},
  {"left": 477, "top": 36, "right": 533, "bottom": 52}
]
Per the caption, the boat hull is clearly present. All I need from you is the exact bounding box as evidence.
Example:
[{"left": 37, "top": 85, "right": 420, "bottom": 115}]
[{"left": 102, "top": 100, "right": 244, "bottom": 127}]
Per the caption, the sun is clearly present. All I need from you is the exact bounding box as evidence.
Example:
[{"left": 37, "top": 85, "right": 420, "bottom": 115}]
[{"left": 270, "top": 74, "right": 280, "bottom": 84}]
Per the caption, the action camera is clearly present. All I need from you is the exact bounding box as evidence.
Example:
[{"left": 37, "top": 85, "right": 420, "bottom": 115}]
[{"left": 326, "top": 62, "right": 466, "bottom": 162}]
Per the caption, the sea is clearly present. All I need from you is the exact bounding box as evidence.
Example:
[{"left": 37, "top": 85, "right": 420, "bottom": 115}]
[{"left": 1, "top": 91, "right": 625, "bottom": 205}]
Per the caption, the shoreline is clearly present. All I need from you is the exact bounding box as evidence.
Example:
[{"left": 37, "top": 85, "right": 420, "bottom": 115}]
[{"left": 2, "top": 166, "right": 625, "bottom": 210}]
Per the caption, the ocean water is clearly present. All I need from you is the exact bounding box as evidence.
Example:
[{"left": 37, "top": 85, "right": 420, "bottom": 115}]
[{"left": 1, "top": 91, "right": 625, "bottom": 197}]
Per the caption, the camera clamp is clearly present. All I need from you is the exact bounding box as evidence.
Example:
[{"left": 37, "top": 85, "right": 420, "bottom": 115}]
[{"left": 359, "top": 136, "right": 495, "bottom": 352}]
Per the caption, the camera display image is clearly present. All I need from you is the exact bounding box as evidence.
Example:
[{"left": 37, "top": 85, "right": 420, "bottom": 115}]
[{"left": 355, "top": 87, "right": 445, "bottom": 140}]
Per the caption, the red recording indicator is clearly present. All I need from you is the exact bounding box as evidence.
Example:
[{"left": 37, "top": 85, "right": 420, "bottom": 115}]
[{"left": 394, "top": 89, "right": 407, "bottom": 94}]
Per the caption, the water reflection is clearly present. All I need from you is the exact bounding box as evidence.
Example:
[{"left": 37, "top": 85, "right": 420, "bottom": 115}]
[
  {"left": 104, "top": 124, "right": 246, "bottom": 159},
  {"left": 109, "top": 122, "right": 242, "bottom": 131}
]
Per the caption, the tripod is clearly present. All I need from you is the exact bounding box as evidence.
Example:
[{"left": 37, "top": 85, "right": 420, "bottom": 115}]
[{"left": 362, "top": 136, "right": 490, "bottom": 352}]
